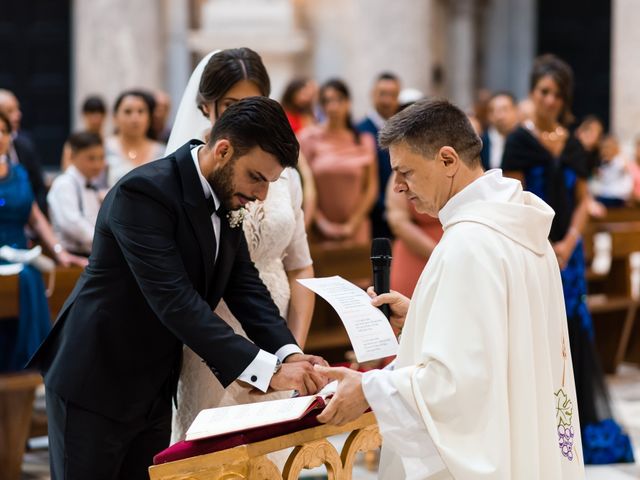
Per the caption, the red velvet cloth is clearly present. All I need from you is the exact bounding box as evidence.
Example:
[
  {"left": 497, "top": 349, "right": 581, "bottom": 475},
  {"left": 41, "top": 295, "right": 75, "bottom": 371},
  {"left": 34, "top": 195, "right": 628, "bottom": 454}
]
[
  {"left": 153, "top": 412, "right": 323, "bottom": 464},
  {"left": 153, "top": 363, "right": 373, "bottom": 465}
]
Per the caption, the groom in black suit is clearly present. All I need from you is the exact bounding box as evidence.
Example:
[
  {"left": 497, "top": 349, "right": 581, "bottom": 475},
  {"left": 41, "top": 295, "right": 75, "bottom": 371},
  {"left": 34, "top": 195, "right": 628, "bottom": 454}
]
[{"left": 28, "top": 97, "right": 327, "bottom": 479}]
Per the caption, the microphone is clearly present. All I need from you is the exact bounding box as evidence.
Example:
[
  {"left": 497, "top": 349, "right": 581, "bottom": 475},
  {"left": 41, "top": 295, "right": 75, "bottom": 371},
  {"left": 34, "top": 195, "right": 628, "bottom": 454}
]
[{"left": 371, "top": 238, "right": 392, "bottom": 320}]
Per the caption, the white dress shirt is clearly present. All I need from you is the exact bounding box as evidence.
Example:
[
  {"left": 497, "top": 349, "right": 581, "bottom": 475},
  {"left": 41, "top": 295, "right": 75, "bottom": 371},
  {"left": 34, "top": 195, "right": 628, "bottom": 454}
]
[
  {"left": 190, "top": 146, "right": 302, "bottom": 392},
  {"left": 487, "top": 126, "right": 506, "bottom": 170},
  {"left": 47, "top": 165, "right": 102, "bottom": 255}
]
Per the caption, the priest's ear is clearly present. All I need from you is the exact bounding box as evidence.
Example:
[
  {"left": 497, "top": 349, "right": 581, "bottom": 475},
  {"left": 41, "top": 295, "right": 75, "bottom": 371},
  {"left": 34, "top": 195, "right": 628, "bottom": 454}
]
[
  {"left": 437, "top": 146, "right": 461, "bottom": 178},
  {"left": 211, "top": 139, "right": 235, "bottom": 166}
]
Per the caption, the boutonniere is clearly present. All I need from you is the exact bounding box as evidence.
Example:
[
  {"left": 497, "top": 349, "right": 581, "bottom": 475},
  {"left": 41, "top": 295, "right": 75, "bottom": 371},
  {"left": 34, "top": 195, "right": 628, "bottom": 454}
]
[{"left": 227, "top": 207, "right": 247, "bottom": 228}]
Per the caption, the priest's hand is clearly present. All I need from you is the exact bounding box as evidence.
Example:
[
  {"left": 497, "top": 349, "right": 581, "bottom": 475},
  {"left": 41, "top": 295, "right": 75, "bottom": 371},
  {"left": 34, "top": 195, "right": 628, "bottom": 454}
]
[
  {"left": 367, "top": 287, "right": 410, "bottom": 332},
  {"left": 269, "top": 357, "right": 328, "bottom": 396},
  {"left": 314, "top": 365, "right": 369, "bottom": 426}
]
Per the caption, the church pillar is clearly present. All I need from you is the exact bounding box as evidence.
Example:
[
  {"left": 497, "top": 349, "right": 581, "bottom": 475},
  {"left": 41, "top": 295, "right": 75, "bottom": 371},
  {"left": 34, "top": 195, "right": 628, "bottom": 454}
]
[
  {"left": 73, "top": 0, "right": 164, "bottom": 128},
  {"left": 189, "top": 0, "right": 309, "bottom": 102},
  {"left": 446, "top": 0, "right": 475, "bottom": 110},
  {"left": 611, "top": 0, "right": 640, "bottom": 146}
]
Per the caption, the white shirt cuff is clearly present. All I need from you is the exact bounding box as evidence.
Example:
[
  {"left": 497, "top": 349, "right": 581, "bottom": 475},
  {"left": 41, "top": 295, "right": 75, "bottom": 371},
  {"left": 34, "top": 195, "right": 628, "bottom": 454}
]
[
  {"left": 236, "top": 344, "right": 301, "bottom": 393},
  {"left": 275, "top": 344, "right": 303, "bottom": 361},
  {"left": 237, "top": 349, "right": 278, "bottom": 393}
]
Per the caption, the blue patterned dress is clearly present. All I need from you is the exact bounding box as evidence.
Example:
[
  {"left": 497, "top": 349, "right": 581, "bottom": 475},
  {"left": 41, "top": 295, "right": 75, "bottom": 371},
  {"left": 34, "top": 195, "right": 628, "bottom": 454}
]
[
  {"left": 0, "top": 163, "right": 51, "bottom": 372},
  {"left": 502, "top": 126, "right": 634, "bottom": 464}
]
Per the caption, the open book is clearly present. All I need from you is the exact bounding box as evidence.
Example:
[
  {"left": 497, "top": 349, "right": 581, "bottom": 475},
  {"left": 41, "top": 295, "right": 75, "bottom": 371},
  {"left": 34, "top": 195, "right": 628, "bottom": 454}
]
[{"left": 185, "top": 381, "right": 338, "bottom": 442}]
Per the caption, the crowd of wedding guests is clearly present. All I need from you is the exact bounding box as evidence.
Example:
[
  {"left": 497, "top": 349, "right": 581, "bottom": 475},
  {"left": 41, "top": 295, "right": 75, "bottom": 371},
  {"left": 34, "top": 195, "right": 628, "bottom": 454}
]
[{"left": 1, "top": 50, "right": 638, "bottom": 465}]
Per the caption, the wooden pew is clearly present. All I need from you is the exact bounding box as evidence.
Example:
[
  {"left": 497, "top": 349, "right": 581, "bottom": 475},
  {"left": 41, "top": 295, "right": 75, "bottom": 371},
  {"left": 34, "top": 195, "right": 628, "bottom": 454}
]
[
  {"left": 0, "top": 373, "right": 42, "bottom": 480},
  {"left": 46, "top": 265, "right": 83, "bottom": 320},
  {"left": 0, "top": 275, "right": 19, "bottom": 318},
  {"left": 305, "top": 240, "right": 371, "bottom": 362},
  {"left": 583, "top": 220, "right": 640, "bottom": 372}
]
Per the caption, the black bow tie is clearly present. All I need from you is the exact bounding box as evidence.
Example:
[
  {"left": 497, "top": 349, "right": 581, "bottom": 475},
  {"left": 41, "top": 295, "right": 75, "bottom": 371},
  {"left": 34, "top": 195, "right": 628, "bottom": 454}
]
[
  {"left": 206, "top": 195, "right": 226, "bottom": 217},
  {"left": 85, "top": 182, "right": 98, "bottom": 191}
]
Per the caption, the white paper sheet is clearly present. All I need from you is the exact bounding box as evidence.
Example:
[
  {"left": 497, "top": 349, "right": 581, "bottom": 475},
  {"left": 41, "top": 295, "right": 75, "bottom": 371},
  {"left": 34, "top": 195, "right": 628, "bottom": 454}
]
[
  {"left": 298, "top": 276, "right": 398, "bottom": 362},
  {"left": 185, "top": 395, "right": 319, "bottom": 441},
  {"left": 0, "top": 263, "right": 24, "bottom": 276}
]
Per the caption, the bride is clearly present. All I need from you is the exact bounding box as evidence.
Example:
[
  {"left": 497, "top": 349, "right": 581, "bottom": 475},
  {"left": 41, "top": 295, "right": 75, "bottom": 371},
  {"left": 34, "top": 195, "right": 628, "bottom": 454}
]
[{"left": 167, "top": 48, "right": 316, "bottom": 443}]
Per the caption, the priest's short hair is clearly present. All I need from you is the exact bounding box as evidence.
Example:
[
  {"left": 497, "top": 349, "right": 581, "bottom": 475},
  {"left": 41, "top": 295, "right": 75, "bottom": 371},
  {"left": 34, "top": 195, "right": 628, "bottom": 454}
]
[{"left": 379, "top": 98, "right": 483, "bottom": 166}]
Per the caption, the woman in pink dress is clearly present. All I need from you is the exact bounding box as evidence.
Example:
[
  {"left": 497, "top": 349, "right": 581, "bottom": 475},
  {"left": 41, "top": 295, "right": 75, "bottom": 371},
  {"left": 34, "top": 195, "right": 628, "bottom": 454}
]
[
  {"left": 298, "top": 79, "right": 378, "bottom": 245},
  {"left": 386, "top": 177, "right": 443, "bottom": 297}
]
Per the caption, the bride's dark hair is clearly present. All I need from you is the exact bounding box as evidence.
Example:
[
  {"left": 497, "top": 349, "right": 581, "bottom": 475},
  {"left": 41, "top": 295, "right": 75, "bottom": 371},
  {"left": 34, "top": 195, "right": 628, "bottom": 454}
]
[{"left": 197, "top": 48, "right": 271, "bottom": 119}]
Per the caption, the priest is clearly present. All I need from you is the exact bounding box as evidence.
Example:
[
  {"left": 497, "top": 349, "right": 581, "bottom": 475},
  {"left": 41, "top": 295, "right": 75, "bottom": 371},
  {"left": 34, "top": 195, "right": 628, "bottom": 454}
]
[{"left": 315, "top": 99, "right": 585, "bottom": 479}]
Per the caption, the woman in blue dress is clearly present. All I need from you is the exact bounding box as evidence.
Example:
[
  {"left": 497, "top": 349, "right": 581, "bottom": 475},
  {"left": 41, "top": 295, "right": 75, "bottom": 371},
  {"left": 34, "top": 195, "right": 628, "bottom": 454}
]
[
  {"left": 0, "top": 111, "right": 86, "bottom": 372},
  {"left": 502, "top": 54, "right": 634, "bottom": 464}
]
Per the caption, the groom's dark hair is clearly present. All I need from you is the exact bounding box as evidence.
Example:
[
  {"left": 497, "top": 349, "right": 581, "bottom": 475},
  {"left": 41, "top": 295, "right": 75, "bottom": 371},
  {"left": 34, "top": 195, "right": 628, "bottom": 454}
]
[{"left": 207, "top": 97, "right": 299, "bottom": 168}]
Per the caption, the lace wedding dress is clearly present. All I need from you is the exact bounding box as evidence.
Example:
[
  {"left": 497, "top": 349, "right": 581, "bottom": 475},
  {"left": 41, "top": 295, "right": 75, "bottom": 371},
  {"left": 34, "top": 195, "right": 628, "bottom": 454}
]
[{"left": 171, "top": 168, "right": 313, "bottom": 443}]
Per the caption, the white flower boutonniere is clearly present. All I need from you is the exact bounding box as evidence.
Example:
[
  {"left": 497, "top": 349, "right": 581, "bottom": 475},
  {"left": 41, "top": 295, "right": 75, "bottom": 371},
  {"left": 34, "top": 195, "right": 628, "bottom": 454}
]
[{"left": 227, "top": 208, "right": 247, "bottom": 228}]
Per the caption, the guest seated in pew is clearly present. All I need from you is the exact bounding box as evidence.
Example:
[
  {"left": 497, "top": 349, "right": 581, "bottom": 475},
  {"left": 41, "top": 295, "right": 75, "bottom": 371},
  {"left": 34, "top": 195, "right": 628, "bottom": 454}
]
[
  {"left": 60, "top": 95, "right": 108, "bottom": 172},
  {"left": 589, "top": 135, "right": 633, "bottom": 208},
  {"left": 502, "top": 54, "right": 634, "bottom": 464},
  {"left": 48, "top": 132, "right": 106, "bottom": 257},
  {"left": 0, "top": 112, "right": 86, "bottom": 372},
  {"left": 628, "top": 135, "right": 640, "bottom": 202},
  {"left": 575, "top": 115, "right": 604, "bottom": 177}
]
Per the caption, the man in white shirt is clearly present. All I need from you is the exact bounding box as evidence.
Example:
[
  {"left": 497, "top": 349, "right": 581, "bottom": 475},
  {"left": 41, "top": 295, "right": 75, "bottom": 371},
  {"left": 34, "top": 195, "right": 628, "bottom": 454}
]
[
  {"left": 48, "top": 131, "right": 105, "bottom": 255},
  {"left": 315, "top": 99, "right": 585, "bottom": 479},
  {"left": 480, "top": 91, "right": 519, "bottom": 171}
]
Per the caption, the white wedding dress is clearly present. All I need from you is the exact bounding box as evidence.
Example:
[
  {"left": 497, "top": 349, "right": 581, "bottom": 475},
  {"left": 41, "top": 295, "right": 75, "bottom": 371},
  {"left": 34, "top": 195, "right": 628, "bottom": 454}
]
[
  {"left": 167, "top": 50, "right": 313, "bottom": 444},
  {"left": 171, "top": 167, "right": 313, "bottom": 442}
]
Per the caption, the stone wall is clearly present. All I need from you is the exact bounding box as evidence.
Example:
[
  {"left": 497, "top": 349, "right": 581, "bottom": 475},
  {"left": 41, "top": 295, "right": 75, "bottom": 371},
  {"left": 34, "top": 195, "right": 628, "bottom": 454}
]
[
  {"left": 73, "top": 0, "right": 165, "bottom": 128},
  {"left": 611, "top": 0, "right": 640, "bottom": 146}
]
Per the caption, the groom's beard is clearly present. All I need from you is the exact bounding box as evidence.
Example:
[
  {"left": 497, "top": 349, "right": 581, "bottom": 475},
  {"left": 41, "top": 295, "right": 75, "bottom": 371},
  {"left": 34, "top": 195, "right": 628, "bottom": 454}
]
[{"left": 206, "top": 159, "right": 236, "bottom": 211}]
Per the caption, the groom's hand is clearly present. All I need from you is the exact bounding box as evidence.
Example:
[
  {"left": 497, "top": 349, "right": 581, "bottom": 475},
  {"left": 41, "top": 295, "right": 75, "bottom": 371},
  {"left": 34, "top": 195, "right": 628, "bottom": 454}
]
[
  {"left": 283, "top": 353, "right": 329, "bottom": 367},
  {"left": 269, "top": 354, "right": 329, "bottom": 395}
]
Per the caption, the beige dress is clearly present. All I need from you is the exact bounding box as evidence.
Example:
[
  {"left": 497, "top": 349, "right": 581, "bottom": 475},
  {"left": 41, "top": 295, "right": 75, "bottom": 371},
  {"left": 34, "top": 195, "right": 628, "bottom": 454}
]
[
  {"left": 298, "top": 125, "right": 376, "bottom": 244},
  {"left": 104, "top": 136, "right": 165, "bottom": 187},
  {"left": 171, "top": 168, "right": 313, "bottom": 443}
]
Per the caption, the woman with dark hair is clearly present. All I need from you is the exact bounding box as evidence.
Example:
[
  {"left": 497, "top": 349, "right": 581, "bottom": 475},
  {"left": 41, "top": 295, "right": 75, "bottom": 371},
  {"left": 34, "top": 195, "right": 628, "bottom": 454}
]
[
  {"left": 502, "top": 54, "right": 634, "bottom": 464},
  {"left": 167, "top": 48, "right": 316, "bottom": 445},
  {"left": 105, "top": 89, "right": 165, "bottom": 186},
  {"left": 0, "top": 111, "right": 86, "bottom": 371},
  {"left": 298, "top": 78, "right": 378, "bottom": 244},
  {"left": 281, "top": 77, "right": 318, "bottom": 134}
]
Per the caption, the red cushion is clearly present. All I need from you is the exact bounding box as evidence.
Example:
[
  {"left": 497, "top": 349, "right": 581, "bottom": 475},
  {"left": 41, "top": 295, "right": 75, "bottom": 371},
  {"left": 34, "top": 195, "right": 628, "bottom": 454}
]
[{"left": 153, "top": 412, "right": 325, "bottom": 464}]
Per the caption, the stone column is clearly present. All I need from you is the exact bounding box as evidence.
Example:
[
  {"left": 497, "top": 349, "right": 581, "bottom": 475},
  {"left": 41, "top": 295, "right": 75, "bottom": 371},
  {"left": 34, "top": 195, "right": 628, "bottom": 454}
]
[
  {"left": 300, "top": 0, "right": 434, "bottom": 118},
  {"left": 611, "top": 0, "right": 640, "bottom": 146},
  {"left": 189, "top": 0, "right": 308, "bottom": 102},
  {"left": 162, "top": 0, "right": 191, "bottom": 123},
  {"left": 481, "top": 0, "right": 536, "bottom": 100},
  {"left": 446, "top": 0, "right": 475, "bottom": 110},
  {"left": 73, "top": 0, "right": 164, "bottom": 129}
]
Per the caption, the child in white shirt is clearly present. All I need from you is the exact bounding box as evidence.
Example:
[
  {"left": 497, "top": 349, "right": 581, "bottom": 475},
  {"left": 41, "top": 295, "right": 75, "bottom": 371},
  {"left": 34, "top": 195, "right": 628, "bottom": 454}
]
[{"left": 48, "top": 132, "right": 105, "bottom": 255}]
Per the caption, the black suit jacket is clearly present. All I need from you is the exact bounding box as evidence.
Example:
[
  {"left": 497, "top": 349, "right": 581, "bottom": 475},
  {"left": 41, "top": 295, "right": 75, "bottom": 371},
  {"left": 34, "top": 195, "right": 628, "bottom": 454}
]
[
  {"left": 480, "top": 131, "right": 491, "bottom": 171},
  {"left": 13, "top": 134, "right": 48, "bottom": 215},
  {"left": 28, "top": 140, "right": 297, "bottom": 421}
]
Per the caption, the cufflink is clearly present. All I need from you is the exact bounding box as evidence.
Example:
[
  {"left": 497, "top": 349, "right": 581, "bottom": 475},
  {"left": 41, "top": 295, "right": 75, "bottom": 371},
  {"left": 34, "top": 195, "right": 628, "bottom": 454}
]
[{"left": 251, "top": 375, "right": 258, "bottom": 382}]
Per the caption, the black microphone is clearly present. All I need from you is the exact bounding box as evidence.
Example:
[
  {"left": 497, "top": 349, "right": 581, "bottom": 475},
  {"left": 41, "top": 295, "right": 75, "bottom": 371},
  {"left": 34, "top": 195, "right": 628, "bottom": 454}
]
[{"left": 371, "top": 238, "right": 392, "bottom": 320}]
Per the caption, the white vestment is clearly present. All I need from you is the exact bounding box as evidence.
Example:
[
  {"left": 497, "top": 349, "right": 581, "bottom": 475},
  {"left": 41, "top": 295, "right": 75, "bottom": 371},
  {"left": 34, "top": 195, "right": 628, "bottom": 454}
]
[{"left": 362, "top": 170, "right": 585, "bottom": 479}]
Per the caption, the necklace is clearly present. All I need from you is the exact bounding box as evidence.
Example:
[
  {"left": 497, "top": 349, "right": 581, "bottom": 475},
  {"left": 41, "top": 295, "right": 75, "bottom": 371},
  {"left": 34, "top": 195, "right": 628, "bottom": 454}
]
[
  {"left": 120, "top": 138, "right": 146, "bottom": 163},
  {"left": 524, "top": 120, "right": 566, "bottom": 142}
]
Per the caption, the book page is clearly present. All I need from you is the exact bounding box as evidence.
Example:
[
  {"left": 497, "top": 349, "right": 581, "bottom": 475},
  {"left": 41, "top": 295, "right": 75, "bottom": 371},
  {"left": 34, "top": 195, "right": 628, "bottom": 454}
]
[
  {"left": 298, "top": 276, "right": 398, "bottom": 362},
  {"left": 185, "top": 395, "right": 319, "bottom": 441}
]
